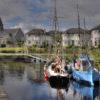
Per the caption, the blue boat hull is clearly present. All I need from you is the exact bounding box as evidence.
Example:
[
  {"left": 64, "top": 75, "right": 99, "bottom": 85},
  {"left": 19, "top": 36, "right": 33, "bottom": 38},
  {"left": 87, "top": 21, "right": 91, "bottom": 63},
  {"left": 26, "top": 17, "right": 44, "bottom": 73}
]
[
  {"left": 71, "top": 81, "right": 100, "bottom": 100},
  {"left": 72, "top": 69, "right": 100, "bottom": 86}
]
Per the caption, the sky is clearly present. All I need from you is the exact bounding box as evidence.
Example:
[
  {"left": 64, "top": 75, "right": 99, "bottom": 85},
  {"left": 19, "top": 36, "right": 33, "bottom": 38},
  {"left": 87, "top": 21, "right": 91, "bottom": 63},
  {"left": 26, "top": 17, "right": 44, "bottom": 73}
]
[{"left": 0, "top": 0, "right": 100, "bottom": 33}]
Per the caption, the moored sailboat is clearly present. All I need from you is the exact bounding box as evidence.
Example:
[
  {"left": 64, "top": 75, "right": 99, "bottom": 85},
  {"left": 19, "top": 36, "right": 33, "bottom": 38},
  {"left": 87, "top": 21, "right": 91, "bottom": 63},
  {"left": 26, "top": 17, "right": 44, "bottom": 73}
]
[{"left": 70, "top": 54, "right": 100, "bottom": 86}]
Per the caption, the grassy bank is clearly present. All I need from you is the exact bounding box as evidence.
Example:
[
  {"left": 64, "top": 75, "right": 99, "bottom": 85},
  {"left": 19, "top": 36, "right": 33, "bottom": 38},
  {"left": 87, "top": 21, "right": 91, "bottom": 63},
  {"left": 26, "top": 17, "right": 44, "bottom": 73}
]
[{"left": 0, "top": 47, "right": 99, "bottom": 70}]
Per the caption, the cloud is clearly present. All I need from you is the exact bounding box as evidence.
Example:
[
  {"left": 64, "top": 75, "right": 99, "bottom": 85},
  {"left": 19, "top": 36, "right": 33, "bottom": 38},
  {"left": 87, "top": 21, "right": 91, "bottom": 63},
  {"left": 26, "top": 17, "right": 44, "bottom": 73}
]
[
  {"left": 11, "top": 22, "right": 51, "bottom": 33},
  {"left": 0, "top": 0, "right": 100, "bottom": 32}
]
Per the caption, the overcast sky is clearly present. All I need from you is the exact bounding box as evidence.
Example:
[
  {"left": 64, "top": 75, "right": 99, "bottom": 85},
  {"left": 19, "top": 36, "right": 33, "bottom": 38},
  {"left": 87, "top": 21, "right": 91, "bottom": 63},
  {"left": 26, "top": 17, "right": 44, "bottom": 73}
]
[{"left": 0, "top": 0, "right": 100, "bottom": 32}]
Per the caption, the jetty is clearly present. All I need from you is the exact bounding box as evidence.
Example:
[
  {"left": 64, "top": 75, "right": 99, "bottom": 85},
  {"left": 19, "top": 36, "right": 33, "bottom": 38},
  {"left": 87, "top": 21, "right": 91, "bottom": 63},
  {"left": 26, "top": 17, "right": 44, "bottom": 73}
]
[{"left": 0, "top": 53, "right": 50, "bottom": 63}]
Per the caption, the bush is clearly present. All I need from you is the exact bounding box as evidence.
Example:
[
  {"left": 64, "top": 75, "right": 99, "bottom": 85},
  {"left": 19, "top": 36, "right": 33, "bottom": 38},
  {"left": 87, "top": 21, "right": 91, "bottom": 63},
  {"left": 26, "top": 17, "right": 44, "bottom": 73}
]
[
  {"left": 1, "top": 44, "right": 6, "bottom": 47},
  {"left": 98, "top": 44, "right": 100, "bottom": 49}
]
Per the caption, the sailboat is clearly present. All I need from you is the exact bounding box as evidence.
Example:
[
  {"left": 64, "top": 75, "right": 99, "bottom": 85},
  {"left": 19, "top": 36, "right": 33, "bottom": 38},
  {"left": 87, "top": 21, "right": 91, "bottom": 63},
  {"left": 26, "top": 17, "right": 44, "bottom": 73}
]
[
  {"left": 70, "top": 1, "right": 100, "bottom": 86},
  {"left": 44, "top": 0, "right": 69, "bottom": 80},
  {"left": 71, "top": 53, "right": 100, "bottom": 86}
]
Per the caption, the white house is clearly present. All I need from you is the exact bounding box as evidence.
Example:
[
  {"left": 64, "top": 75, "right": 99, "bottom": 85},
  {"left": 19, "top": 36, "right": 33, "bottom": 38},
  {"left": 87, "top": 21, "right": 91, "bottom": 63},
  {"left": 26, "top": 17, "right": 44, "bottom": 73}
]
[
  {"left": 62, "top": 28, "right": 91, "bottom": 47},
  {"left": 62, "top": 28, "right": 81, "bottom": 47},
  {"left": 91, "top": 30, "right": 100, "bottom": 47},
  {"left": 62, "top": 32, "right": 79, "bottom": 47},
  {"left": 25, "top": 29, "right": 53, "bottom": 47}
]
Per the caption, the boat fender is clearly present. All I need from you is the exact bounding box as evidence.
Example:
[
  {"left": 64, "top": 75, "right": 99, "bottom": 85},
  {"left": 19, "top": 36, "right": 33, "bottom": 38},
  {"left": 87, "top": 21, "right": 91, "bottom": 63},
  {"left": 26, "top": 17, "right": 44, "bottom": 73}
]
[{"left": 44, "top": 70, "right": 48, "bottom": 81}]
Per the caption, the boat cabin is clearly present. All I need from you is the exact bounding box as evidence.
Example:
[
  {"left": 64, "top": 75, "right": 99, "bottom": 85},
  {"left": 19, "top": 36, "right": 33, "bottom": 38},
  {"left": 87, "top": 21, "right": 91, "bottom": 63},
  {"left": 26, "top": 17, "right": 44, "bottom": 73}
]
[{"left": 74, "top": 54, "right": 94, "bottom": 71}]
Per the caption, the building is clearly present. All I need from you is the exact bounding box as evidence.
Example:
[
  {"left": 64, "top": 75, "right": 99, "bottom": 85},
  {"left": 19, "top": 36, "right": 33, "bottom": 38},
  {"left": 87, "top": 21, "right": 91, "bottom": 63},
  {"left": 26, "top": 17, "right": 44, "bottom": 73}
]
[
  {"left": 91, "top": 25, "right": 100, "bottom": 47},
  {"left": 0, "top": 17, "right": 8, "bottom": 47},
  {"left": 0, "top": 17, "right": 25, "bottom": 47},
  {"left": 0, "top": 31, "right": 9, "bottom": 47},
  {"left": 25, "top": 29, "right": 53, "bottom": 47},
  {"left": 62, "top": 28, "right": 91, "bottom": 47},
  {"left": 5, "top": 28, "right": 25, "bottom": 46}
]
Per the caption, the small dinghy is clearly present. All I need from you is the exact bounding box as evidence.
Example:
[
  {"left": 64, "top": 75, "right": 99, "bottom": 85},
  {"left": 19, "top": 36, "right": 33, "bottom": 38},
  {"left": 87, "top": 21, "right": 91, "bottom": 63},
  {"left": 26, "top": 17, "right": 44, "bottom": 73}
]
[{"left": 70, "top": 54, "right": 100, "bottom": 86}]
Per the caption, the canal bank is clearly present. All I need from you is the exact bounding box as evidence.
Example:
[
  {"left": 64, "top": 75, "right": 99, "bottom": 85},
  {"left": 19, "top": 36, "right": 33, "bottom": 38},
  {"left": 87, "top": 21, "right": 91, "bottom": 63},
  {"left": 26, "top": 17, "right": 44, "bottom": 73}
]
[{"left": 0, "top": 53, "right": 49, "bottom": 63}]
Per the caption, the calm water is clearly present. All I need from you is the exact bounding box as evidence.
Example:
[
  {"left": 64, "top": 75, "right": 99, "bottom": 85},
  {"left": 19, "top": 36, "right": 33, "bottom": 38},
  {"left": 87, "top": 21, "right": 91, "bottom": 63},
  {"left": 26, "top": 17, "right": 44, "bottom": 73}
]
[{"left": 0, "top": 61, "right": 99, "bottom": 100}]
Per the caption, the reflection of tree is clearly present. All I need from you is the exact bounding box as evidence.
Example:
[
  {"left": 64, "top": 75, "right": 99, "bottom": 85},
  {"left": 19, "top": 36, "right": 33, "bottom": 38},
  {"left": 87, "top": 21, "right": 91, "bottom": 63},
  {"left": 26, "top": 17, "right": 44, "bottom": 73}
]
[
  {"left": 27, "top": 62, "right": 45, "bottom": 83},
  {"left": 8, "top": 65, "right": 24, "bottom": 78},
  {"left": 2, "top": 62, "right": 25, "bottom": 79},
  {"left": 0, "top": 69, "right": 4, "bottom": 85}
]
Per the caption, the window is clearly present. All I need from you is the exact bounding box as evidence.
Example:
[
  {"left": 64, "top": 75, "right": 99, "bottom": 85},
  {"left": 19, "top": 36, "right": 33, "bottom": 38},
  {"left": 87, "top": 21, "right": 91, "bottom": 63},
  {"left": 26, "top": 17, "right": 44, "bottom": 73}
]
[
  {"left": 72, "top": 40, "right": 74, "bottom": 46},
  {"left": 82, "top": 60, "right": 89, "bottom": 70}
]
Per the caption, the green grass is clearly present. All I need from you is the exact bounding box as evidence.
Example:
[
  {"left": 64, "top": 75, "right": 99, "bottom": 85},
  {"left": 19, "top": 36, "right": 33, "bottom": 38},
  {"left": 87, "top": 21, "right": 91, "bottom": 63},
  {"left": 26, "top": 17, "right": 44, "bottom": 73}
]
[
  {"left": 0, "top": 47, "right": 27, "bottom": 52},
  {"left": 0, "top": 47, "right": 99, "bottom": 70}
]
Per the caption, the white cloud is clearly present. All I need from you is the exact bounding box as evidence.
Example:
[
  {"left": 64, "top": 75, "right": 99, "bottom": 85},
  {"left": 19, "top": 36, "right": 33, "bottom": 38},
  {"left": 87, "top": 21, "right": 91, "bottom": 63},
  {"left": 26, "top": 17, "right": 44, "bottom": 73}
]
[
  {"left": 10, "top": 22, "right": 51, "bottom": 33},
  {"left": 0, "top": 0, "right": 100, "bottom": 32}
]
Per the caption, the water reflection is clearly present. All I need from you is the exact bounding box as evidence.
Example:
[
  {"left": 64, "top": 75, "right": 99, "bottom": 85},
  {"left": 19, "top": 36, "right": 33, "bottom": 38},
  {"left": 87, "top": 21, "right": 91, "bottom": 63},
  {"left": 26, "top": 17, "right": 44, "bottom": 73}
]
[
  {"left": 71, "top": 81, "right": 100, "bottom": 100},
  {"left": 0, "top": 66, "right": 4, "bottom": 85},
  {"left": 27, "top": 63, "right": 44, "bottom": 83},
  {"left": 0, "top": 61, "right": 99, "bottom": 100}
]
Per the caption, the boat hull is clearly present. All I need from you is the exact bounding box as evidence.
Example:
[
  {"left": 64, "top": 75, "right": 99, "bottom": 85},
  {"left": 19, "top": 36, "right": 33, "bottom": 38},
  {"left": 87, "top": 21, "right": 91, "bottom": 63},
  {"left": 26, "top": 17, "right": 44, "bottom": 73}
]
[
  {"left": 49, "top": 76, "right": 69, "bottom": 89},
  {"left": 71, "top": 81, "right": 100, "bottom": 99},
  {"left": 72, "top": 69, "right": 100, "bottom": 86}
]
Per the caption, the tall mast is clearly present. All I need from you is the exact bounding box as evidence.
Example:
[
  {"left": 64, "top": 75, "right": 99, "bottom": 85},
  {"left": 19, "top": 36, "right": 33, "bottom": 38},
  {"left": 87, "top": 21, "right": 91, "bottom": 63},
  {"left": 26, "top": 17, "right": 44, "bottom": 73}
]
[
  {"left": 83, "top": 17, "right": 86, "bottom": 30},
  {"left": 53, "top": 0, "right": 60, "bottom": 53},
  {"left": 83, "top": 17, "right": 88, "bottom": 50},
  {"left": 76, "top": 1, "right": 80, "bottom": 35},
  {"left": 77, "top": 3, "right": 80, "bottom": 30},
  {"left": 53, "top": 0, "right": 59, "bottom": 33},
  {"left": 76, "top": 0, "right": 81, "bottom": 46}
]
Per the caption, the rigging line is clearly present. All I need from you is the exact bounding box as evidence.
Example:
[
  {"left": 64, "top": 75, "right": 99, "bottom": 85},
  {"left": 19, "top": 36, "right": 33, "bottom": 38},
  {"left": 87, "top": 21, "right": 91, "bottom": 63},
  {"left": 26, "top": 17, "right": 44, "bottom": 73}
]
[
  {"left": 72, "top": 0, "right": 76, "bottom": 28},
  {"left": 76, "top": 0, "right": 83, "bottom": 50},
  {"left": 72, "top": 0, "right": 76, "bottom": 55}
]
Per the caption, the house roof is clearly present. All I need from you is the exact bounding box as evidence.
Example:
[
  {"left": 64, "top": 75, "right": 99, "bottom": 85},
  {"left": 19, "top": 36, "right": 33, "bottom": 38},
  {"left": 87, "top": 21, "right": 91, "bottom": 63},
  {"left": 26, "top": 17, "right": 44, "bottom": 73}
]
[
  {"left": 4, "top": 28, "right": 21, "bottom": 35},
  {"left": 91, "top": 25, "right": 100, "bottom": 31},
  {"left": 46, "top": 30, "right": 62, "bottom": 36},
  {"left": 65, "top": 28, "right": 90, "bottom": 34},
  {"left": 0, "top": 28, "right": 24, "bottom": 39},
  {"left": 26, "top": 29, "right": 45, "bottom": 35}
]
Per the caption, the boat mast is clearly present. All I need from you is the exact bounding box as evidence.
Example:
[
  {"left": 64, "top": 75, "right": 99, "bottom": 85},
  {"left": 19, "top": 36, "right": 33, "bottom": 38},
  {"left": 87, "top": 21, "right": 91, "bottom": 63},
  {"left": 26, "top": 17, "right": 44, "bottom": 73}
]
[
  {"left": 83, "top": 17, "right": 86, "bottom": 48},
  {"left": 76, "top": 0, "right": 81, "bottom": 46},
  {"left": 53, "top": 0, "right": 59, "bottom": 34},
  {"left": 53, "top": 0, "right": 60, "bottom": 54}
]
